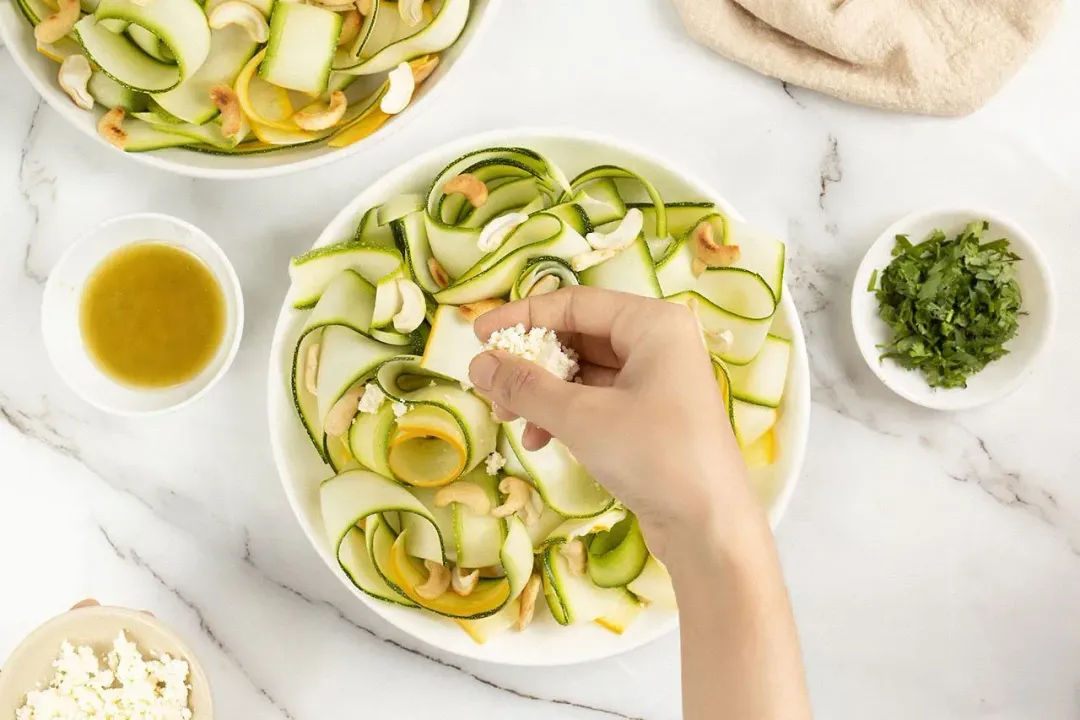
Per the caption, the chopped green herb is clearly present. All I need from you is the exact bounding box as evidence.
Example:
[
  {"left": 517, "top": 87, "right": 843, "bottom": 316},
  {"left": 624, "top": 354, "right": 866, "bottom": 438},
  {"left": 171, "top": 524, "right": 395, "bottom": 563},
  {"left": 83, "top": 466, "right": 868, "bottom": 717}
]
[
  {"left": 873, "top": 221, "right": 1022, "bottom": 389},
  {"left": 867, "top": 268, "right": 878, "bottom": 292}
]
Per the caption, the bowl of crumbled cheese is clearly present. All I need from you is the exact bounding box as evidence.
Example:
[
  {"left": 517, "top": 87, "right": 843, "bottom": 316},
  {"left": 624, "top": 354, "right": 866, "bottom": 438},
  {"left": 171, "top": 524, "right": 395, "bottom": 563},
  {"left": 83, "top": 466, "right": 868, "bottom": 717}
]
[{"left": 0, "top": 605, "right": 211, "bottom": 719}]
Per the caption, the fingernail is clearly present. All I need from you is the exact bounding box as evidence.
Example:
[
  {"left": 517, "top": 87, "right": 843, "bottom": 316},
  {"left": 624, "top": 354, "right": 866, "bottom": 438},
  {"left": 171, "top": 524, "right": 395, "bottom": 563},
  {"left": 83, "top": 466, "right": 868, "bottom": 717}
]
[{"left": 469, "top": 352, "right": 500, "bottom": 391}]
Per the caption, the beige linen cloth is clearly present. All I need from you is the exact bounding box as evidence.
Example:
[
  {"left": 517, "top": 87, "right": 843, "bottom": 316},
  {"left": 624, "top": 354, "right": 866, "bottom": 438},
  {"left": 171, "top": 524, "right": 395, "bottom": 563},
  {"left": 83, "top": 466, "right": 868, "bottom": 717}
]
[{"left": 671, "top": 0, "right": 1061, "bottom": 116}]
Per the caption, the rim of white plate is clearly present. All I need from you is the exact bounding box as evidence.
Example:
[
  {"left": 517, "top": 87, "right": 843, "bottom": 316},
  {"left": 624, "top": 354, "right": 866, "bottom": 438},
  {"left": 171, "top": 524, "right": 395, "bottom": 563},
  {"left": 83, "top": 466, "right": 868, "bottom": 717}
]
[
  {"left": 267, "top": 127, "right": 811, "bottom": 665},
  {"left": 0, "top": 0, "right": 502, "bottom": 179}
]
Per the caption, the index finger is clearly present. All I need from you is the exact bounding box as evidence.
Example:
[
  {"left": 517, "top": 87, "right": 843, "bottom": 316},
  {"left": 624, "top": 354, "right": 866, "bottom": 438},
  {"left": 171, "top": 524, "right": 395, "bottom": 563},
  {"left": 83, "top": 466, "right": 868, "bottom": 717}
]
[{"left": 472, "top": 286, "right": 655, "bottom": 346}]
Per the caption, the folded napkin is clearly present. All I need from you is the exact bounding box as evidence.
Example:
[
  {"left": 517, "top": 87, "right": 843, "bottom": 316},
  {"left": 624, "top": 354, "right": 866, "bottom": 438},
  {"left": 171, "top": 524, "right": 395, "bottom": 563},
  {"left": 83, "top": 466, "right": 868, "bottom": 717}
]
[{"left": 671, "top": 0, "right": 1062, "bottom": 116}]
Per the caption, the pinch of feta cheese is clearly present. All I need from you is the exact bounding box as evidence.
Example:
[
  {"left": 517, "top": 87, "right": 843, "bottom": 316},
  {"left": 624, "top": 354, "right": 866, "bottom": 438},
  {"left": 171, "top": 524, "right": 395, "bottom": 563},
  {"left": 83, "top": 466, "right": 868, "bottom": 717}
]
[
  {"left": 460, "top": 379, "right": 474, "bottom": 392},
  {"left": 357, "top": 383, "right": 386, "bottom": 414},
  {"left": 392, "top": 402, "right": 409, "bottom": 418},
  {"left": 482, "top": 324, "right": 580, "bottom": 381},
  {"left": 485, "top": 451, "right": 506, "bottom": 475}
]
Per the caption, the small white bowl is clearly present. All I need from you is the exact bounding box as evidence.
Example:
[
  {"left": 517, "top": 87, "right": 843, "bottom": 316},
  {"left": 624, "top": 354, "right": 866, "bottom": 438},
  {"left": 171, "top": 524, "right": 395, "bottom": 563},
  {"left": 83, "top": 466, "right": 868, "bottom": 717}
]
[
  {"left": 0, "top": 0, "right": 501, "bottom": 179},
  {"left": 42, "top": 213, "right": 244, "bottom": 415},
  {"left": 851, "top": 208, "right": 1056, "bottom": 411},
  {"left": 0, "top": 606, "right": 212, "bottom": 718}
]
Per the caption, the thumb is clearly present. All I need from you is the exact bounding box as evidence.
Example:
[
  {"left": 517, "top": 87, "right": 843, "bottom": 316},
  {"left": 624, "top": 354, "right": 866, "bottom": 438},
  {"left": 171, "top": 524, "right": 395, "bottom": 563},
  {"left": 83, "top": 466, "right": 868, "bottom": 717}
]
[{"left": 469, "top": 351, "right": 593, "bottom": 435}]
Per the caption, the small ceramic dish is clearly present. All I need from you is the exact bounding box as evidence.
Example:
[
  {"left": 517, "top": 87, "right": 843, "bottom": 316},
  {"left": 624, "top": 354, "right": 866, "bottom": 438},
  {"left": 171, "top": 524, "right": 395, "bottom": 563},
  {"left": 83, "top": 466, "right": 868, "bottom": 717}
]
[
  {"left": 41, "top": 213, "right": 244, "bottom": 415},
  {"left": 851, "top": 208, "right": 1056, "bottom": 411},
  {"left": 0, "top": 605, "right": 212, "bottom": 718}
]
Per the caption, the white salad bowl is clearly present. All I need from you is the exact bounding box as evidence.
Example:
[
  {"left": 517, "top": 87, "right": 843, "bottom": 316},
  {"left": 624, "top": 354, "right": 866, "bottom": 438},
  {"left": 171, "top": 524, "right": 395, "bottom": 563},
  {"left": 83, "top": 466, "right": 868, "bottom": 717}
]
[
  {"left": 267, "top": 128, "right": 811, "bottom": 665},
  {"left": 852, "top": 208, "right": 1056, "bottom": 411},
  {"left": 0, "top": 0, "right": 500, "bottom": 179},
  {"left": 42, "top": 212, "right": 244, "bottom": 415}
]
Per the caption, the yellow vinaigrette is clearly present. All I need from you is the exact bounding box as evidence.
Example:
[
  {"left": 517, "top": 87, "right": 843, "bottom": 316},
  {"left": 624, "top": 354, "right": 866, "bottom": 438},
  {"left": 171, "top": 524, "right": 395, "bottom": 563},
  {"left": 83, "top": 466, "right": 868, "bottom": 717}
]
[{"left": 80, "top": 242, "right": 225, "bottom": 388}]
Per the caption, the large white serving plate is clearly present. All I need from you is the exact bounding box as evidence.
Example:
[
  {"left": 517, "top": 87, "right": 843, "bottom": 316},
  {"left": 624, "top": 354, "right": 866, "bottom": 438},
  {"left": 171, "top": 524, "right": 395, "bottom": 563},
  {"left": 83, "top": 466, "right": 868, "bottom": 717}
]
[
  {"left": 267, "top": 128, "right": 811, "bottom": 665},
  {"left": 0, "top": 0, "right": 499, "bottom": 179}
]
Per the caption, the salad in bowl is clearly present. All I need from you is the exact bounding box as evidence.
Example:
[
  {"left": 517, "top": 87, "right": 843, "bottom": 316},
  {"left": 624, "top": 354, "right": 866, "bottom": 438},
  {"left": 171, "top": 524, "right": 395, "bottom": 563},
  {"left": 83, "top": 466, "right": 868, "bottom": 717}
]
[
  {"left": 0, "top": 0, "right": 497, "bottom": 177},
  {"left": 268, "top": 129, "right": 810, "bottom": 664}
]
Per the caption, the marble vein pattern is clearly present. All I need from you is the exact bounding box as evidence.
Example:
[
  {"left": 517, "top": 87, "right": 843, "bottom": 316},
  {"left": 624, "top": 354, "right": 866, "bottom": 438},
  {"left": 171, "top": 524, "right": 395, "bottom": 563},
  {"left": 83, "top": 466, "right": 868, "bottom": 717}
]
[{"left": 2, "top": 0, "right": 1080, "bottom": 718}]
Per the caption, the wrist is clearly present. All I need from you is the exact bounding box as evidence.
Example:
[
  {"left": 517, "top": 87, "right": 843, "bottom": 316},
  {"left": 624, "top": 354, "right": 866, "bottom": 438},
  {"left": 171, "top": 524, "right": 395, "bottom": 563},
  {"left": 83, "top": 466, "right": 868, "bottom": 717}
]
[{"left": 660, "top": 476, "right": 775, "bottom": 583}]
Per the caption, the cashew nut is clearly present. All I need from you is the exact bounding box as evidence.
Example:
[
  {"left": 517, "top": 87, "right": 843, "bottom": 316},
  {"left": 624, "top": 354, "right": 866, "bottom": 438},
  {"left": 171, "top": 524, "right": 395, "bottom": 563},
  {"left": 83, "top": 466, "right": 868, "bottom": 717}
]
[
  {"left": 58, "top": 55, "right": 93, "bottom": 111},
  {"left": 691, "top": 220, "right": 740, "bottom": 269},
  {"left": 492, "top": 476, "right": 532, "bottom": 519},
  {"left": 337, "top": 7, "right": 361, "bottom": 47},
  {"left": 560, "top": 539, "right": 587, "bottom": 577},
  {"left": 451, "top": 566, "right": 479, "bottom": 597},
  {"left": 427, "top": 257, "right": 449, "bottom": 289},
  {"left": 477, "top": 212, "right": 528, "bottom": 253},
  {"left": 310, "top": 0, "right": 355, "bottom": 9},
  {"left": 707, "top": 328, "right": 735, "bottom": 353},
  {"left": 34, "top": 0, "right": 79, "bottom": 46},
  {"left": 398, "top": 0, "right": 423, "bottom": 25},
  {"left": 392, "top": 279, "right": 425, "bottom": 333},
  {"left": 442, "top": 173, "right": 488, "bottom": 208},
  {"left": 515, "top": 573, "right": 542, "bottom": 631},
  {"left": 324, "top": 384, "right": 364, "bottom": 437},
  {"left": 207, "top": 0, "right": 269, "bottom": 42},
  {"left": 571, "top": 248, "right": 617, "bottom": 272},
  {"left": 373, "top": 276, "right": 402, "bottom": 325},
  {"left": 209, "top": 84, "right": 244, "bottom": 140},
  {"left": 410, "top": 54, "right": 440, "bottom": 85},
  {"left": 416, "top": 560, "right": 450, "bottom": 600},
  {"left": 379, "top": 62, "right": 416, "bottom": 115},
  {"left": 457, "top": 298, "right": 504, "bottom": 323},
  {"left": 294, "top": 91, "right": 348, "bottom": 131},
  {"left": 519, "top": 488, "right": 544, "bottom": 527},
  {"left": 356, "top": 0, "right": 372, "bottom": 13},
  {"left": 433, "top": 482, "right": 491, "bottom": 516},
  {"left": 686, "top": 296, "right": 735, "bottom": 352},
  {"left": 526, "top": 275, "right": 561, "bottom": 298},
  {"left": 586, "top": 208, "right": 643, "bottom": 251},
  {"left": 97, "top": 108, "right": 127, "bottom": 150},
  {"left": 303, "top": 341, "right": 320, "bottom": 395}
]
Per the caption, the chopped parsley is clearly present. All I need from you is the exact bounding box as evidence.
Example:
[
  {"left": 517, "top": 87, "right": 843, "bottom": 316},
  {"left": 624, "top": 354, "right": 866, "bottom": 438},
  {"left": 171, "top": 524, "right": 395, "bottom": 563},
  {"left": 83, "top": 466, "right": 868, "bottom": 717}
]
[{"left": 873, "top": 221, "right": 1022, "bottom": 389}]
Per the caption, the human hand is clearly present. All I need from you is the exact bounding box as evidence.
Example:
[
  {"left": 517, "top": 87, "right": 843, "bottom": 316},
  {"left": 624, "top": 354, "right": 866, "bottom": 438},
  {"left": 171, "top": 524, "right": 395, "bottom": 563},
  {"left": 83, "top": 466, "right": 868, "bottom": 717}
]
[{"left": 468, "top": 286, "right": 765, "bottom": 563}]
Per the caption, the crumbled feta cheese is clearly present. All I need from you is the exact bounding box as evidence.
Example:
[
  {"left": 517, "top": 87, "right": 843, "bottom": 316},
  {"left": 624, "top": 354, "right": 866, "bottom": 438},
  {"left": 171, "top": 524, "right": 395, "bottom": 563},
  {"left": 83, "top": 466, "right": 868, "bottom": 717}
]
[
  {"left": 460, "top": 379, "right": 474, "bottom": 392},
  {"left": 357, "top": 383, "right": 386, "bottom": 414},
  {"left": 485, "top": 451, "right": 506, "bottom": 476},
  {"left": 16, "top": 632, "right": 192, "bottom": 720},
  {"left": 481, "top": 324, "right": 579, "bottom": 381},
  {"left": 392, "top": 402, "right": 409, "bottom": 418}
]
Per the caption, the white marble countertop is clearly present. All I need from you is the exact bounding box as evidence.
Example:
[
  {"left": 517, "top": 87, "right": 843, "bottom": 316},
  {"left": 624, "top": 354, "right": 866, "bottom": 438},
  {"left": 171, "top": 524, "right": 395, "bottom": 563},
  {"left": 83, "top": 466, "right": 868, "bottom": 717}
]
[{"left": 3, "top": 1, "right": 1080, "bottom": 718}]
